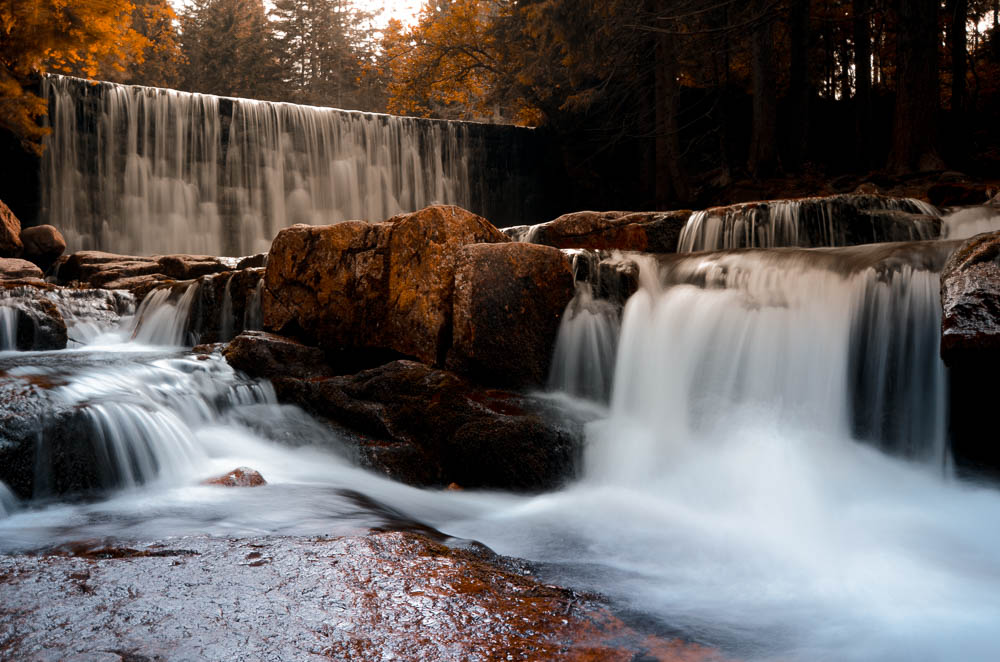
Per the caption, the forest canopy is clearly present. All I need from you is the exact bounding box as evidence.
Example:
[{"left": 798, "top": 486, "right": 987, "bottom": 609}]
[{"left": 3, "top": 0, "right": 1000, "bottom": 206}]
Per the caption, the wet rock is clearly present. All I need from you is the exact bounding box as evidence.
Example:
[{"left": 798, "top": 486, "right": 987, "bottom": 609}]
[
  {"left": 517, "top": 210, "right": 691, "bottom": 252},
  {"left": 203, "top": 467, "right": 267, "bottom": 487},
  {"left": 19, "top": 224, "right": 67, "bottom": 272},
  {"left": 271, "top": 360, "right": 579, "bottom": 490},
  {"left": 100, "top": 274, "right": 174, "bottom": 299},
  {"left": 0, "top": 532, "right": 722, "bottom": 661},
  {"left": 183, "top": 268, "right": 264, "bottom": 344},
  {"left": 224, "top": 330, "right": 331, "bottom": 380},
  {"left": 156, "top": 254, "right": 234, "bottom": 280},
  {"left": 0, "top": 257, "right": 43, "bottom": 281},
  {"left": 55, "top": 251, "right": 233, "bottom": 293},
  {"left": 927, "top": 181, "right": 990, "bottom": 207},
  {"left": 0, "top": 286, "right": 68, "bottom": 350},
  {"left": 940, "top": 230, "right": 1000, "bottom": 477},
  {"left": 263, "top": 205, "right": 508, "bottom": 366},
  {"left": 447, "top": 242, "right": 574, "bottom": 388},
  {"left": 940, "top": 230, "right": 1000, "bottom": 364},
  {"left": 236, "top": 253, "right": 267, "bottom": 269},
  {"left": 0, "top": 198, "right": 23, "bottom": 257}
]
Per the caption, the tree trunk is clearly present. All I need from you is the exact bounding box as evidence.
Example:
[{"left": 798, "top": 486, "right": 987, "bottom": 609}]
[
  {"left": 950, "top": 0, "right": 968, "bottom": 153},
  {"left": 653, "top": 26, "right": 690, "bottom": 206},
  {"left": 854, "top": 0, "right": 872, "bottom": 167},
  {"left": 749, "top": 0, "right": 779, "bottom": 178},
  {"left": 887, "top": 0, "right": 943, "bottom": 174},
  {"left": 787, "top": 0, "right": 810, "bottom": 171}
]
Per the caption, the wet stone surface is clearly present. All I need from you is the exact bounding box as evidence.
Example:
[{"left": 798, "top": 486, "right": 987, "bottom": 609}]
[{"left": 0, "top": 532, "right": 724, "bottom": 662}]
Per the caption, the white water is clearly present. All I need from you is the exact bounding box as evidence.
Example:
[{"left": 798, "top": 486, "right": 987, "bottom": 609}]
[
  {"left": 678, "top": 197, "right": 940, "bottom": 252},
  {"left": 2, "top": 243, "right": 999, "bottom": 660},
  {"left": 0, "top": 305, "right": 17, "bottom": 350},
  {"left": 939, "top": 206, "right": 1000, "bottom": 240},
  {"left": 41, "top": 75, "right": 489, "bottom": 256},
  {"left": 0, "top": 482, "right": 17, "bottom": 518}
]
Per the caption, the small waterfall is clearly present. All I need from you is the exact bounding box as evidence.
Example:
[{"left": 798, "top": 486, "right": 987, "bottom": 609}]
[
  {"left": 39, "top": 75, "right": 531, "bottom": 256},
  {"left": 244, "top": 279, "right": 264, "bottom": 331},
  {"left": 219, "top": 274, "right": 235, "bottom": 341},
  {"left": 677, "top": 196, "right": 941, "bottom": 252},
  {"left": 940, "top": 205, "right": 1000, "bottom": 239},
  {"left": 0, "top": 481, "right": 17, "bottom": 517},
  {"left": 131, "top": 283, "right": 200, "bottom": 346},
  {"left": 0, "top": 306, "right": 17, "bottom": 350}
]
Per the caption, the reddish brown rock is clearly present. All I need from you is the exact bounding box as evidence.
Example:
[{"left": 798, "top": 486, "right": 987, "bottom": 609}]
[
  {"left": 19, "top": 225, "right": 66, "bottom": 272},
  {"left": 156, "top": 254, "right": 233, "bottom": 280},
  {"left": 0, "top": 533, "right": 729, "bottom": 661},
  {"left": 269, "top": 360, "right": 579, "bottom": 491},
  {"left": 0, "top": 199, "right": 23, "bottom": 258},
  {"left": 448, "top": 242, "right": 574, "bottom": 388},
  {"left": 203, "top": 467, "right": 267, "bottom": 487},
  {"left": 224, "top": 330, "right": 331, "bottom": 380},
  {"left": 0, "top": 258, "right": 43, "bottom": 281},
  {"left": 100, "top": 273, "right": 175, "bottom": 298},
  {"left": 520, "top": 210, "right": 691, "bottom": 252},
  {"left": 263, "top": 205, "right": 508, "bottom": 366},
  {"left": 55, "top": 251, "right": 232, "bottom": 292}
]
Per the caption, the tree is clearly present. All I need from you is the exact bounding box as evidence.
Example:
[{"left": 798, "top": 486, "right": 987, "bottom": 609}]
[
  {"left": 887, "top": 0, "right": 944, "bottom": 173},
  {"left": 0, "top": 0, "right": 145, "bottom": 153},
  {"left": 110, "top": 0, "right": 184, "bottom": 88},
  {"left": 748, "top": 0, "right": 780, "bottom": 178},
  {"left": 179, "top": 0, "right": 284, "bottom": 99}
]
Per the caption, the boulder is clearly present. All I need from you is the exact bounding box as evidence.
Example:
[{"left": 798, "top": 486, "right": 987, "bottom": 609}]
[
  {"left": 236, "top": 253, "right": 267, "bottom": 270},
  {"left": 447, "top": 242, "right": 574, "bottom": 388},
  {"left": 0, "top": 287, "right": 68, "bottom": 350},
  {"left": 224, "top": 330, "right": 331, "bottom": 380},
  {"left": 55, "top": 251, "right": 233, "bottom": 293},
  {"left": 0, "top": 199, "right": 22, "bottom": 258},
  {"left": 0, "top": 258, "right": 43, "bottom": 281},
  {"left": 261, "top": 359, "right": 579, "bottom": 491},
  {"left": 516, "top": 210, "right": 691, "bottom": 252},
  {"left": 940, "top": 230, "right": 1000, "bottom": 477},
  {"left": 203, "top": 467, "right": 267, "bottom": 487},
  {"left": 940, "top": 230, "right": 1000, "bottom": 364},
  {"left": 182, "top": 268, "right": 264, "bottom": 344},
  {"left": 156, "top": 254, "right": 235, "bottom": 280},
  {"left": 928, "top": 181, "right": 990, "bottom": 208},
  {"left": 19, "top": 225, "right": 66, "bottom": 272},
  {"left": 264, "top": 205, "right": 508, "bottom": 366}
]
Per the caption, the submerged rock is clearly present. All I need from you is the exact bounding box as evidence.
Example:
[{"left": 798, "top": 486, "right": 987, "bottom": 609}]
[
  {"left": 263, "top": 205, "right": 508, "bottom": 366},
  {"left": 448, "top": 242, "right": 574, "bottom": 387},
  {"left": 513, "top": 209, "right": 691, "bottom": 252},
  {"left": 203, "top": 467, "right": 267, "bottom": 487},
  {"left": 0, "top": 532, "right": 721, "bottom": 661}
]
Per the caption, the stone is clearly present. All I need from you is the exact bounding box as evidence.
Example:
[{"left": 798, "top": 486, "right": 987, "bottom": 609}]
[
  {"left": 155, "top": 254, "right": 233, "bottom": 280},
  {"left": 224, "top": 330, "right": 331, "bottom": 380},
  {"left": 263, "top": 205, "right": 508, "bottom": 366},
  {"left": 928, "top": 181, "right": 990, "bottom": 207},
  {"left": 517, "top": 210, "right": 691, "bottom": 252},
  {"left": 203, "top": 467, "right": 267, "bottom": 487},
  {"left": 940, "top": 230, "right": 1000, "bottom": 365},
  {"left": 100, "top": 274, "right": 174, "bottom": 299},
  {"left": 0, "top": 258, "right": 43, "bottom": 281},
  {"left": 19, "top": 225, "right": 67, "bottom": 272},
  {"left": 55, "top": 251, "right": 233, "bottom": 292},
  {"left": 236, "top": 253, "right": 267, "bottom": 269},
  {"left": 0, "top": 286, "right": 68, "bottom": 350},
  {"left": 269, "top": 360, "right": 580, "bottom": 491},
  {"left": 183, "top": 268, "right": 265, "bottom": 344},
  {"left": 0, "top": 198, "right": 23, "bottom": 258},
  {"left": 447, "top": 242, "right": 574, "bottom": 388}
]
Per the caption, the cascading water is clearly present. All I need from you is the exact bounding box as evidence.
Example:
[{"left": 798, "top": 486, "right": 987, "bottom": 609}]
[
  {"left": 41, "top": 75, "right": 538, "bottom": 256},
  {"left": 0, "top": 481, "right": 17, "bottom": 518},
  {"left": 4, "top": 238, "right": 1000, "bottom": 660},
  {"left": 677, "top": 196, "right": 941, "bottom": 252},
  {"left": 0, "top": 306, "right": 17, "bottom": 351},
  {"left": 939, "top": 205, "right": 1000, "bottom": 239},
  {"left": 130, "top": 282, "right": 200, "bottom": 346}
]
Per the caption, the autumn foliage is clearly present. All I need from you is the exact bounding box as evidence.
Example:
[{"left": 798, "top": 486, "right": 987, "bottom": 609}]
[{"left": 0, "top": 0, "right": 147, "bottom": 153}]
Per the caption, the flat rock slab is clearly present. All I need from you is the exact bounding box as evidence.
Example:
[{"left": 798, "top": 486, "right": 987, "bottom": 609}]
[{"left": 0, "top": 532, "right": 726, "bottom": 662}]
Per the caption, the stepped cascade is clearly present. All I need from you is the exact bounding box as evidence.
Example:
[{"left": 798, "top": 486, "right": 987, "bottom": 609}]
[{"left": 40, "top": 75, "right": 540, "bottom": 256}]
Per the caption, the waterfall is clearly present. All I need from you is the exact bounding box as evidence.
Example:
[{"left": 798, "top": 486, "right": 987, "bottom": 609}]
[
  {"left": 131, "top": 283, "right": 200, "bottom": 346},
  {"left": 0, "top": 481, "right": 17, "bottom": 517},
  {"left": 0, "top": 306, "right": 17, "bottom": 351},
  {"left": 940, "top": 205, "right": 1000, "bottom": 239},
  {"left": 219, "top": 274, "right": 235, "bottom": 341},
  {"left": 244, "top": 279, "right": 264, "bottom": 331},
  {"left": 40, "top": 75, "right": 537, "bottom": 256},
  {"left": 677, "top": 196, "right": 941, "bottom": 252}
]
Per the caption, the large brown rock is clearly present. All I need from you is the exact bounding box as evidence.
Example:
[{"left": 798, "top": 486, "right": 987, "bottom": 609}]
[
  {"left": 0, "top": 258, "right": 43, "bottom": 281},
  {"left": 448, "top": 242, "right": 574, "bottom": 388},
  {"left": 19, "top": 225, "right": 66, "bottom": 272},
  {"left": 263, "top": 205, "right": 508, "bottom": 366},
  {"left": 0, "top": 199, "right": 23, "bottom": 258},
  {"left": 224, "top": 330, "right": 330, "bottom": 380},
  {"left": 515, "top": 210, "right": 691, "bottom": 252},
  {"left": 238, "top": 356, "right": 580, "bottom": 491}
]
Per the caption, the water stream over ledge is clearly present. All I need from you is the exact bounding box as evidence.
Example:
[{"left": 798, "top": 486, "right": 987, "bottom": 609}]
[{"left": 3, "top": 240, "right": 1000, "bottom": 661}]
